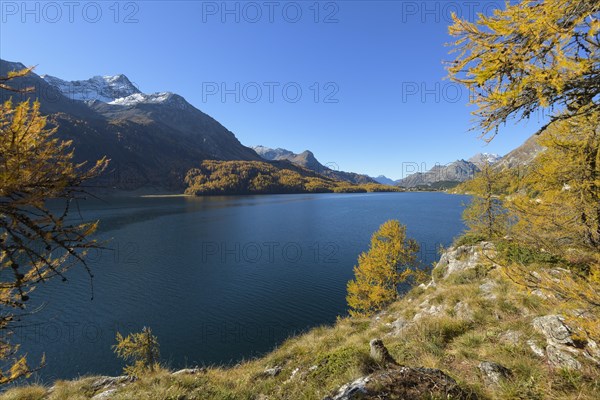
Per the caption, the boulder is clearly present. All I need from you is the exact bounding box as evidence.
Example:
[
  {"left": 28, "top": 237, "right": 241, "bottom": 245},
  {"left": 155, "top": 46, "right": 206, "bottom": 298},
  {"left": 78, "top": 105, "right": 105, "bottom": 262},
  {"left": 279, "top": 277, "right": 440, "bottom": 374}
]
[
  {"left": 532, "top": 315, "right": 574, "bottom": 346},
  {"left": 478, "top": 361, "right": 512, "bottom": 385},
  {"left": 478, "top": 280, "right": 498, "bottom": 300},
  {"left": 413, "top": 300, "right": 445, "bottom": 321},
  {"left": 90, "top": 376, "right": 134, "bottom": 392},
  {"left": 91, "top": 389, "right": 117, "bottom": 400},
  {"left": 325, "top": 375, "right": 370, "bottom": 399},
  {"left": 433, "top": 242, "right": 496, "bottom": 281},
  {"left": 262, "top": 366, "right": 282, "bottom": 377},
  {"left": 527, "top": 340, "right": 546, "bottom": 357},
  {"left": 172, "top": 367, "right": 205, "bottom": 376},
  {"left": 324, "top": 367, "right": 476, "bottom": 400},
  {"left": 546, "top": 345, "right": 581, "bottom": 370},
  {"left": 386, "top": 317, "right": 409, "bottom": 337}
]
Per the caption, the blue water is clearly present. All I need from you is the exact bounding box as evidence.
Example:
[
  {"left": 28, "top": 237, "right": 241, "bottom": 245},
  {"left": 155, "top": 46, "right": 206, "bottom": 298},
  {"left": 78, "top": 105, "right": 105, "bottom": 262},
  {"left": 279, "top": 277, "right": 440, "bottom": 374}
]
[{"left": 15, "top": 192, "right": 469, "bottom": 382}]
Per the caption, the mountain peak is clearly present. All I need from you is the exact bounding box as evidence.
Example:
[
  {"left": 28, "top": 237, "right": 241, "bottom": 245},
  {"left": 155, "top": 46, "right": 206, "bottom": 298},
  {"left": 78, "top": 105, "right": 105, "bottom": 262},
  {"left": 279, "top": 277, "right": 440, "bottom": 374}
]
[
  {"left": 468, "top": 152, "right": 502, "bottom": 166},
  {"left": 41, "top": 73, "right": 141, "bottom": 103},
  {"left": 0, "top": 59, "right": 27, "bottom": 73}
]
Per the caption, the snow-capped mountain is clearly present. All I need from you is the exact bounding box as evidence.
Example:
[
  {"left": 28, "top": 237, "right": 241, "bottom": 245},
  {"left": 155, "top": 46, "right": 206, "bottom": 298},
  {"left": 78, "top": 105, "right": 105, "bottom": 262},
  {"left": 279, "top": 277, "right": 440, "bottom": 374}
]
[
  {"left": 41, "top": 74, "right": 141, "bottom": 103},
  {"left": 40, "top": 74, "right": 186, "bottom": 109},
  {"left": 2, "top": 59, "right": 260, "bottom": 191},
  {"left": 253, "top": 146, "right": 297, "bottom": 161},
  {"left": 468, "top": 152, "right": 502, "bottom": 166}
]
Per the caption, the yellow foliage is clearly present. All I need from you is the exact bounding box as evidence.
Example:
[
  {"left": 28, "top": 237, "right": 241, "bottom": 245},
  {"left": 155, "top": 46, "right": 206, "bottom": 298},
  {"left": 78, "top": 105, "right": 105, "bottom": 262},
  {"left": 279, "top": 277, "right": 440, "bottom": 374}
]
[
  {"left": 448, "top": 0, "right": 600, "bottom": 140},
  {"left": 113, "top": 327, "right": 160, "bottom": 376},
  {"left": 0, "top": 70, "right": 108, "bottom": 384},
  {"left": 346, "top": 220, "right": 421, "bottom": 317},
  {"left": 461, "top": 163, "right": 509, "bottom": 240}
]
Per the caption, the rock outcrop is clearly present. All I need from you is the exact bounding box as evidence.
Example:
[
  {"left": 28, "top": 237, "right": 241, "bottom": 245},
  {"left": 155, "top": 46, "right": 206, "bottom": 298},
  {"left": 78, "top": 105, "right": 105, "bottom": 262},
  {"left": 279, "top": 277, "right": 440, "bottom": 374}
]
[
  {"left": 433, "top": 242, "right": 496, "bottom": 282},
  {"left": 478, "top": 361, "right": 512, "bottom": 385},
  {"left": 325, "top": 366, "right": 476, "bottom": 400}
]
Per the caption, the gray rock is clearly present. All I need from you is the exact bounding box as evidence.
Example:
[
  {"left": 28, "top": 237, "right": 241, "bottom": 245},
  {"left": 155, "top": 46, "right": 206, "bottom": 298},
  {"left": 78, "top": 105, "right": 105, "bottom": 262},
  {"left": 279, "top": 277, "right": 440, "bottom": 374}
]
[
  {"left": 478, "top": 361, "right": 512, "bottom": 385},
  {"left": 531, "top": 289, "right": 549, "bottom": 299},
  {"left": 413, "top": 301, "right": 445, "bottom": 321},
  {"left": 91, "top": 389, "right": 117, "bottom": 400},
  {"left": 172, "top": 367, "right": 204, "bottom": 376},
  {"left": 479, "top": 280, "right": 498, "bottom": 300},
  {"left": 325, "top": 367, "right": 474, "bottom": 400},
  {"left": 546, "top": 345, "right": 581, "bottom": 370},
  {"left": 583, "top": 339, "right": 600, "bottom": 364},
  {"left": 527, "top": 340, "right": 546, "bottom": 357},
  {"left": 386, "top": 317, "right": 410, "bottom": 337},
  {"left": 284, "top": 367, "right": 301, "bottom": 383},
  {"left": 90, "top": 376, "right": 134, "bottom": 392},
  {"left": 324, "top": 375, "right": 370, "bottom": 399},
  {"left": 532, "top": 315, "right": 574, "bottom": 346},
  {"left": 433, "top": 242, "right": 496, "bottom": 281},
  {"left": 262, "top": 366, "right": 282, "bottom": 377}
]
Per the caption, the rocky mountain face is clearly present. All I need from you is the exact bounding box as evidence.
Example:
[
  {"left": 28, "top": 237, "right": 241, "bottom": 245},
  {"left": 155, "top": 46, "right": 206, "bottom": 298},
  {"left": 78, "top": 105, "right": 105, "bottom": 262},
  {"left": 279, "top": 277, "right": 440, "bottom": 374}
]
[
  {"left": 495, "top": 134, "right": 544, "bottom": 169},
  {"left": 0, "top": 59, "right": 261, "bottom": 191},
  {"left": 468, "top": 152, "right": 501, "bottom": 167},
  {"left": 252, "top": 145, "right": 376, "bottom": 185},
  {"left": 396, "top": 159, "right": 481, "bottom": 188}
]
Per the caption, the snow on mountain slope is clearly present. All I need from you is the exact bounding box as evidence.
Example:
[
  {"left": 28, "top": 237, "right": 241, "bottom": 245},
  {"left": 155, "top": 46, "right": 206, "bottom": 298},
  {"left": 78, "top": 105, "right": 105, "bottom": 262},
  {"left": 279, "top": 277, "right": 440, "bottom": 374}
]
[
  {"left": 41, "top": 74, "right": 175, "bottom": 106},
  {"left": 468, "top": 152, "right": 501, "bottom": 166},
  {"left": 109, "top": 92, "right": 174, "bottom": 106}
]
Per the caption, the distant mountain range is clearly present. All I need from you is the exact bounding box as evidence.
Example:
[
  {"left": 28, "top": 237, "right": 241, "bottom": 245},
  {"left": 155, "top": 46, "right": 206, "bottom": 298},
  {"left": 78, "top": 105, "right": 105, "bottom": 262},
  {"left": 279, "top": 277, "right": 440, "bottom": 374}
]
[
  {"left": 0, "top": 59, "right": 261, "bottom": 191},
  {"left": 395, "top": 159, "right": 483, "bottom": 188},
  {"left": 1, "top": 59, "right": 545, "bottom": 192},
  {"left": 495, "top": 135, "right": 544, "bottom": 169},
  {"left": 252, "top": 146, "right": 375, "bottom": 185},
  {"left": 370, "top": 153, "right": 502, "bottom": 189},
  {"left": 391, "top": 146, "right": 544, "bottom": 189},
  {"left": 372, "top": 175, "right": 397, "bottom": 186},
  {"left": 468, "top": 153, "right": 502, "bottom": 167}
]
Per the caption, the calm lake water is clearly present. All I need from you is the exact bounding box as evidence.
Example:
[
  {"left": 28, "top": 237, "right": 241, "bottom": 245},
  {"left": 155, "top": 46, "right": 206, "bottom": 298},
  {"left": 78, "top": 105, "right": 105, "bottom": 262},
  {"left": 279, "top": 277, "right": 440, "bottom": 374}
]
[{"left": 17, "top": 192, "right": 469, "bottom": 382}]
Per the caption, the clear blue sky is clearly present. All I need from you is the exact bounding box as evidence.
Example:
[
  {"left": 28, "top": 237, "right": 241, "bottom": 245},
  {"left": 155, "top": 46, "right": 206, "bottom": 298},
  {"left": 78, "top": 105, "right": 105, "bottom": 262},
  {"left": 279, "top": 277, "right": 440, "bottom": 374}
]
[{"left": 1, "top": 1, "right": 543, "bottom": 179}]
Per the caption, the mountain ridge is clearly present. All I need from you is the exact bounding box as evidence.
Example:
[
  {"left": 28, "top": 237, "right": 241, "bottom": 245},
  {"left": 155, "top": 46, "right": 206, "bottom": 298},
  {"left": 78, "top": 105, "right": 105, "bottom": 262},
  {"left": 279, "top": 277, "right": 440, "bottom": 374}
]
[
  {"left": 0, "top": 59, "right": 262, "bottom": 191},
  {"left": 252, "top": 145, "right": 376, "bottom": 185}
]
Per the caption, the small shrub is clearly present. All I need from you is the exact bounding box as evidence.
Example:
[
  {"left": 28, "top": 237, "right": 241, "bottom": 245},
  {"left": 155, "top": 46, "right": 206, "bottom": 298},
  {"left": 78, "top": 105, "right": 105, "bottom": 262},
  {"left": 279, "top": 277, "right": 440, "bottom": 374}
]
[{"left": 113, "top": 327, "right": 160, "bottom": 377}]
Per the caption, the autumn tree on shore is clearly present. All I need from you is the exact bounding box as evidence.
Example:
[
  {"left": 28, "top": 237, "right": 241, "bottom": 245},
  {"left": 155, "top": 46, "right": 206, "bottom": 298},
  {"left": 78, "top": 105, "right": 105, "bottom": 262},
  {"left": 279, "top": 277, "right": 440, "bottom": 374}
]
[
  {"left": 113, "top": 327, "right": 160, "bottom": 376},
  {"left": 462, "top": 162, "right": 509, "bottom": 240},
  {"left": 0, "top": 68, "right": 108, "bottom": 384},
  {"left": 448, "top": 0, "right": 600, "bottom": 341},
  {"left": 347, "top": 220, "right": 422, "bottom": 317}
]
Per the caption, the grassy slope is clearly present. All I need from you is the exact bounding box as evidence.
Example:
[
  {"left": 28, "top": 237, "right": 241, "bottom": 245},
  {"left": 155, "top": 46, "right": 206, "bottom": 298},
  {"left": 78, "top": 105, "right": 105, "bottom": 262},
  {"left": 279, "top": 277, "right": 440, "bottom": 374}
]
[{"left": 4, "top": 243, "right": 599, "bottom": 400}]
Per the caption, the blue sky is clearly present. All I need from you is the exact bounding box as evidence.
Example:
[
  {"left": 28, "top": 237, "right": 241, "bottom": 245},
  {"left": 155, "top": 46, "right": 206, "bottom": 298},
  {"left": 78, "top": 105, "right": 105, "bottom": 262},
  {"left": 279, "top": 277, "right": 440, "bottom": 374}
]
[{"left": 0, "top": 1, "right": 543, "bottom": 179}]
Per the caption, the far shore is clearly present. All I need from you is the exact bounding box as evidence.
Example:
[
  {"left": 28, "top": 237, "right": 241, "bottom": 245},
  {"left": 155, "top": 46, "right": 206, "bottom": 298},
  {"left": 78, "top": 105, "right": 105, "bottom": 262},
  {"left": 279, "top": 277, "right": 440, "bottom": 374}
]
[{"left": 140, "top": 193, "right": 192, "bottom": 198}]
